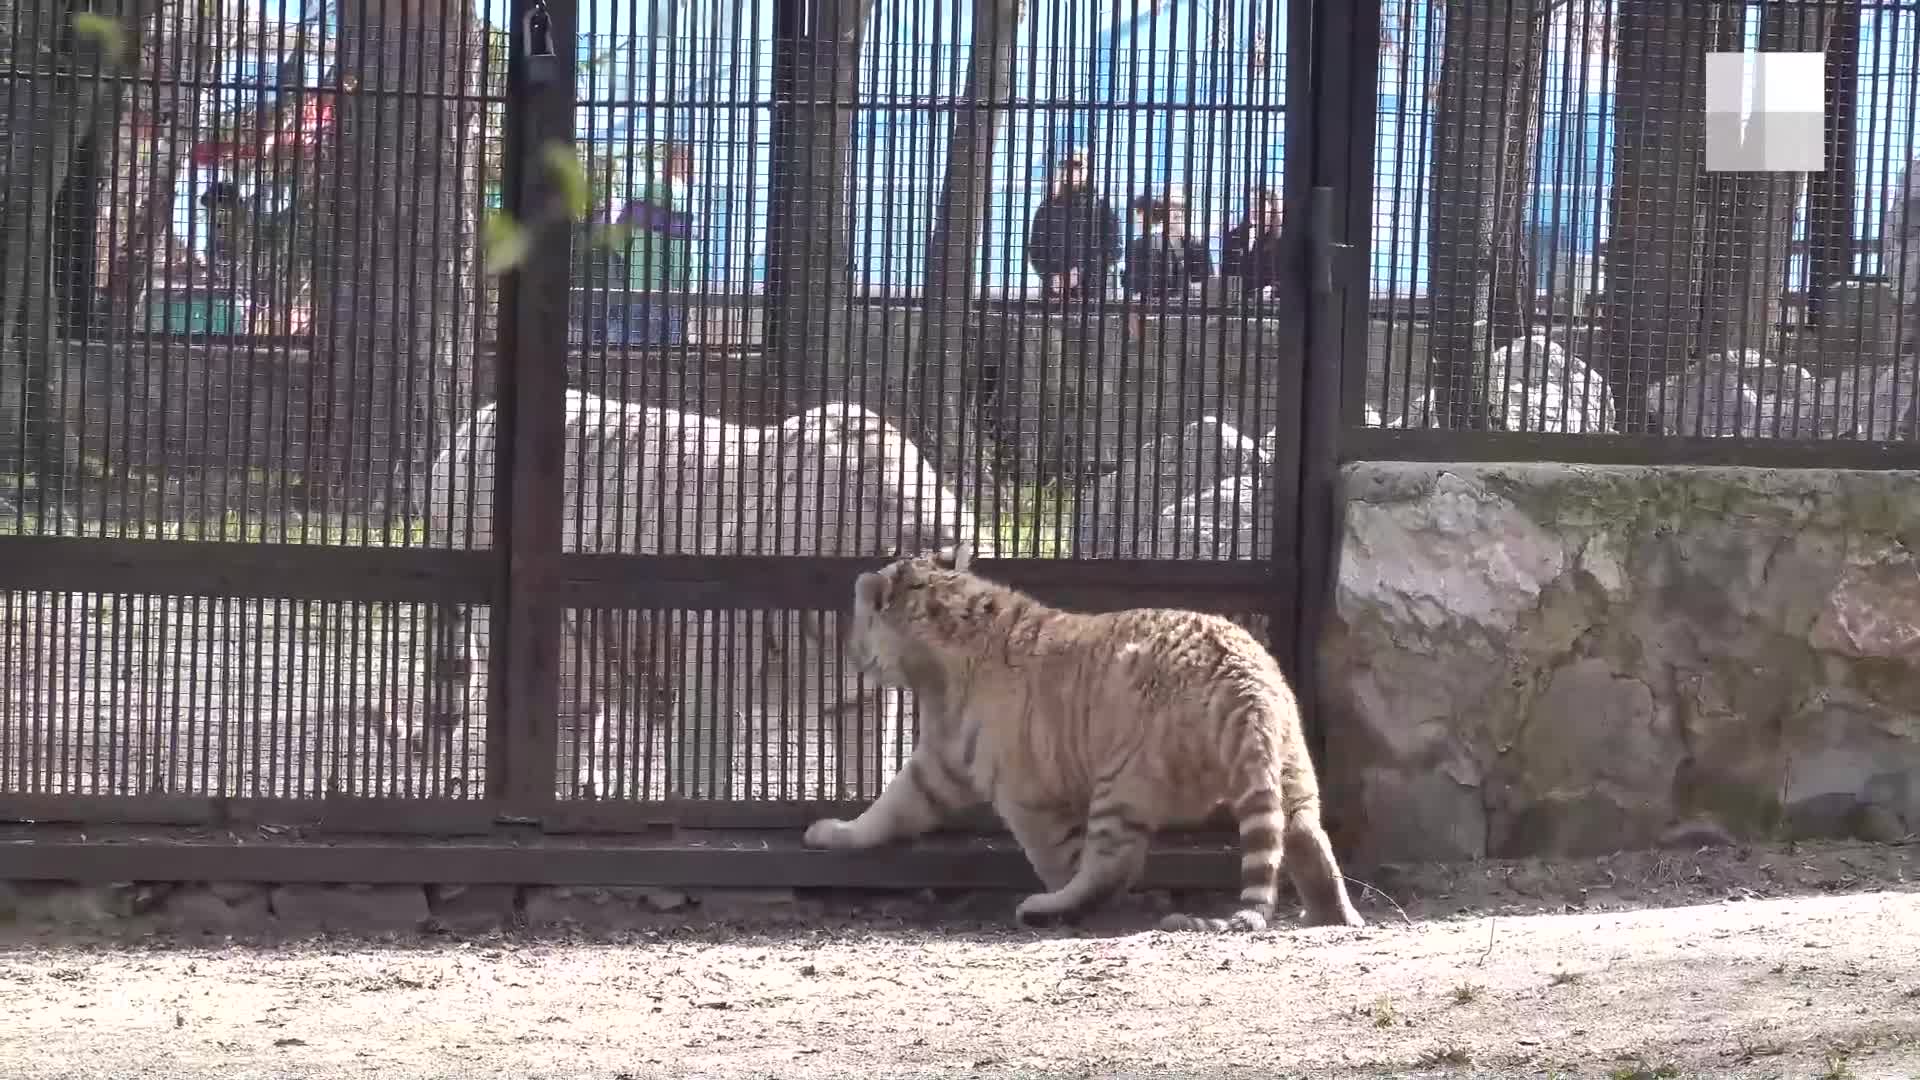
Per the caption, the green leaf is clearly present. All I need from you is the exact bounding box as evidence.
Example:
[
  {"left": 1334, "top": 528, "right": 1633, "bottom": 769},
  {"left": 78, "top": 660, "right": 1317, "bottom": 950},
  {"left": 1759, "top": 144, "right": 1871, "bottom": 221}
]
[
  {"left": 71, "top": 12, "right": 128, "bottom": 64},
  {"left": 539, "top": 142, "right": 594, "bottom": 223},
  {"left": 482, "top": 211, "right": 531, "bottom": 275}
]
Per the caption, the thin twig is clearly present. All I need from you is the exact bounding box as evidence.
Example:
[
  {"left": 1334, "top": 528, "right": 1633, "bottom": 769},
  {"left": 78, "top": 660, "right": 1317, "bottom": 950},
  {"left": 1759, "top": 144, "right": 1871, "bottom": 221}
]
[{"left": 1342, "top": 875, "right": 1413, "bottom": 927}]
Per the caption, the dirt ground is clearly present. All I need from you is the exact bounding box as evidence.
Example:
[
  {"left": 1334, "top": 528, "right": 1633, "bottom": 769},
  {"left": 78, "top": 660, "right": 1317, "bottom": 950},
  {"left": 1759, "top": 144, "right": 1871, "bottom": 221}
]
[{"left": 0, "top": 839, "right": 1916, "bottom": 1079}]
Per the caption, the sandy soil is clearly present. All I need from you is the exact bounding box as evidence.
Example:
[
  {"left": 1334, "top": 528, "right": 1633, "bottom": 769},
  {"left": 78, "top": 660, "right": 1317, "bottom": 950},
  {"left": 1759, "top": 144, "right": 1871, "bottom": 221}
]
[{"left": 1, "top": 840, "right": 1916, "bottom": 1079}]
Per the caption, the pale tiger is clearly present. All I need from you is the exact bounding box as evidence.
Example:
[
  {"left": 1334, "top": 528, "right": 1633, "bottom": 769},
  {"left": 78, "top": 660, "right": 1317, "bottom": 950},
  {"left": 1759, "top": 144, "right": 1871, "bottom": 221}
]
[{"left": 803, "top": 544, "right": 1366, "bottom": 932}]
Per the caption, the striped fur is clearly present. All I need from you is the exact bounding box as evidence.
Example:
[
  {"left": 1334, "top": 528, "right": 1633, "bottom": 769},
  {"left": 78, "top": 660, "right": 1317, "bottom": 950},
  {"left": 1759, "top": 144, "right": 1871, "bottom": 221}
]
[{"left": 803, "top": 544, "right": 1365, "bottom": 932}]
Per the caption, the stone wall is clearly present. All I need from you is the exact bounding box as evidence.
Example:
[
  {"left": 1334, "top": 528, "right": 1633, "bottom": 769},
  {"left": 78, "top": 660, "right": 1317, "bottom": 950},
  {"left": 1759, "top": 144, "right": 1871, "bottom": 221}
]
[{"left": 1322, "top": 462, "right": 1920, "bottom": 865}]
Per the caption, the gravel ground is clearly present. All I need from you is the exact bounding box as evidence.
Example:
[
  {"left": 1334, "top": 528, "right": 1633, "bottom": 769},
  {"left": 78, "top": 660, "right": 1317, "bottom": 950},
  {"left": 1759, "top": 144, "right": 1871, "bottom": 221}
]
[{"left": 0, "top": 841, "right": 1916, "bottom": 1079}]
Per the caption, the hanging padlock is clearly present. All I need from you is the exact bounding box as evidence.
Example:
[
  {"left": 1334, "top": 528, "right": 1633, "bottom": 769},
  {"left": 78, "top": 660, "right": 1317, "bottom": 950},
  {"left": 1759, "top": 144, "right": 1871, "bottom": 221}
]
[{"left": 523, "top": 0, "right": 557, "bottom": 87}]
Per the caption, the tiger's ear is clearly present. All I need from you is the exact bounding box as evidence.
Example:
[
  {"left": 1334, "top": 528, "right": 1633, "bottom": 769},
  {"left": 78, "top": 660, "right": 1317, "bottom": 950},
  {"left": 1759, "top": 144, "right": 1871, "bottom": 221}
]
[
  {"left": 935, "top": 542, "right": 974, "bottom": 573},
  {"left": 853, "top": 570, "right": 890, "bottom": 612}
]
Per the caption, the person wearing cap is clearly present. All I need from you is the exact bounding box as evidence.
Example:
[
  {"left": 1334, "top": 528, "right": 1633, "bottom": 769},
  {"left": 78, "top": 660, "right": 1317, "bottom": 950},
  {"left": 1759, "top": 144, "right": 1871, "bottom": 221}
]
[
  {"left": 1026, "top": 148, "right": 1121, "bottom": 301},
  {"left": 1221, "top": 183, "right": 1284, "bottom": 296}
]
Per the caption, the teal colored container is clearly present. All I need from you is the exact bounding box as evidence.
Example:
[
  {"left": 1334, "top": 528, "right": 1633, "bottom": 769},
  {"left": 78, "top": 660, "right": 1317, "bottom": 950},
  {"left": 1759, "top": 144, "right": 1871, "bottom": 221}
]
[{"left": 144, "top": 292, "right": 243, "bottom": 335}]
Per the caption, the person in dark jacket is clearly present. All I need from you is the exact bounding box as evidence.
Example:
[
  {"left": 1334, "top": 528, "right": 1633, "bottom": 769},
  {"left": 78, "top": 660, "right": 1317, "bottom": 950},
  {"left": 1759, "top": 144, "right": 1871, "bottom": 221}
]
[
  {"left": 1221, "top": 184, "right": 1284, "bottom": 296},
  {"left": 1124, "top": 189, "right": 1212, "bottom": 302},
  {"left": 1026, "top": 148, "right": 1121, "bottom": 300},
  {"left": 1124, "top": 190, "right": 1212, "bottom": 337}
]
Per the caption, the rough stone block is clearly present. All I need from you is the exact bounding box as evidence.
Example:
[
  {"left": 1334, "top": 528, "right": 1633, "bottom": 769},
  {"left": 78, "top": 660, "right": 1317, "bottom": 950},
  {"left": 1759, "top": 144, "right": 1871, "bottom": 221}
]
[
  {"left": 160, "top": 883, "right": 273, "bottom": 932},
  {"left": 207, "top": 880, "right": 268, "bottom": 904},
  {"left": 1322, "top": 462, "right": 1920, "bottom": 863},
  {"left": 268, "top": 884, "right": 429, "bottom": 933},
  {"left": 1481, "top": 334, "right": 1614, "bottom": 434},
  {"left": 0, "top": 882, "right": 166, "bottom": 927},
  {"left": 947, "top": 312, "right": 1282, "bottom": 485},
  {"left": 425, "top": 884, "right": 521, "bottom": 934},
  {"left": 1151, "top": 474, "right": 1275, "bottom": 562},
  {"left": 693, "top": 888, "right": 812, "bottom": 923},
  {"left": 521, "top": 886, "right": 690, "bottom": 930}
]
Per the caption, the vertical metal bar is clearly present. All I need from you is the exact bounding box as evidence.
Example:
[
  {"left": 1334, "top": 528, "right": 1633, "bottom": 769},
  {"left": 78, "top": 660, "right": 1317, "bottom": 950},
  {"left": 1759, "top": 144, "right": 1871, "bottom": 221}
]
[
  {"left": 1332, "top": 6, "right": 1379, "bottom": 437},
  {"left": 1266, "top": 0, "right": 1315, "bottom": 687},
  {"left": 1288, "top": 0, "right": 1380, "bottom": 777},
  {"left": 490, "top": 0, "right": 575, "bottom": 811}
]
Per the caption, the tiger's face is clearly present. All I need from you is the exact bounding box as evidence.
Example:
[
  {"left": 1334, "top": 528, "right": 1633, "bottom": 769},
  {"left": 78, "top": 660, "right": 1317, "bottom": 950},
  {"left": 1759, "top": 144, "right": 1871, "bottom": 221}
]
[{"left": 846, "top": 543, "right": 975, "bottom": 687}]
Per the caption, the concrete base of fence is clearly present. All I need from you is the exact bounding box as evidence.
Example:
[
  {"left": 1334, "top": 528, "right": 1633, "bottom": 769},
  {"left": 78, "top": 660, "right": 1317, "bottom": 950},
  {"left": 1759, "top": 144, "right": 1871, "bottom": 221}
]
[
  {"left": 0, "top": 878, "right": 1201, "bottom": 939},
  {"left": 0, "top": 830, "right": 1253, "bottom": 936},
  {"left": 1321, "top": 461, "right": 1920, "bottom": 865}
]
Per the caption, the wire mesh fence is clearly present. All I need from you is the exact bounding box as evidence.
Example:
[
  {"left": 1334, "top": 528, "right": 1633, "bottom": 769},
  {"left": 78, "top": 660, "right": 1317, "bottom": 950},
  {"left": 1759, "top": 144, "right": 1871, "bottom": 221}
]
[
  {"left": 563, "top": 1, "right": 1298, "bottom": 564},
  {"left": 2, "top": 4, "right": 507, "bottom": 544},
  {"left": 0, "top": 592, "right": 487, "bottom": 799},
  {"left": 548, "top": 0, "right": 1298, "bottom": 807},
  {"left": 2, "top": 0, "right": 1301, "bottom": 822},
  {"left": 12, "top": 0, "right": 1917, "bottom": 829},
  {"left": 2, "top": 0, "right": 507, "bottom": 815},
  {"left": 1368, "top": 0, "right": 1920, "bottom": 443}
]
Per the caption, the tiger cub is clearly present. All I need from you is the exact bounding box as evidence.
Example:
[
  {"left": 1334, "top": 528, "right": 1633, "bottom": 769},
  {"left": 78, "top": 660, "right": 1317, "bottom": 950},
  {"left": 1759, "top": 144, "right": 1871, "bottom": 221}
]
[{"left": 803, "top": 543, "right": 1365, "bottom": 932}]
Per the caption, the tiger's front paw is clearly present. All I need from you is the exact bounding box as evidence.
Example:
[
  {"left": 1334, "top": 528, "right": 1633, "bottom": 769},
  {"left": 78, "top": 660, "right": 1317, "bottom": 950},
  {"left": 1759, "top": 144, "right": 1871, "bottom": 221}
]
[
  {"left": 1013, "top": 890, "right": 1080, "bottom": 928},
  {"left": 803, "top": 818, "right": 859, "bottom": 849}
]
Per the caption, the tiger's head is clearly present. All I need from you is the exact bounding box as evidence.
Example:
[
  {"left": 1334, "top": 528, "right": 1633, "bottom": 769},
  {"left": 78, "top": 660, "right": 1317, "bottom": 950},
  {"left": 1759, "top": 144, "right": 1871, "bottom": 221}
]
[{"left": 847, "top": 541, "right": 979, "bottom": 690}]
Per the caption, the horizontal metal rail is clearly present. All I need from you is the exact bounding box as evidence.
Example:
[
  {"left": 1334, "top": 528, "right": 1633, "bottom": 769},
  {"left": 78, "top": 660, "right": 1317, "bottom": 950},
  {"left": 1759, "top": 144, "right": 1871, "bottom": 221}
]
[
  {"left": 0, "top": 792, "right": 1240, "bottom": 836},
  {"left": 1345, "top": 428, "right": 1920, "bottom": 470},
  {"left": 0, "top": 829, "right": 1246, "bottom": 890},
  {"left": 0, "top": 538, "right": 498, "bottom": 605},
  {"left": 0, "top": 542, "right": 1283, "bottom": 613},
  {"left": 553, "top": 554, "right": 1283, "bottom": 613}
]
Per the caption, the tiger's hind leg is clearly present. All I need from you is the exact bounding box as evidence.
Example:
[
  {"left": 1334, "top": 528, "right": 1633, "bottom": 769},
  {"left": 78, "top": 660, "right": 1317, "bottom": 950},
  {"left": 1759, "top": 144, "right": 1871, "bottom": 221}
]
[
  {"left": 1159, "top": 787, "right": 1284, "bottom": 933},
  {"left": 1284, "top": 806, "right": 1365, "bottom": 927},
  {"left": 1010, "top": 799, "right": 1147, "bottom": 927},
  {"left": 1160, "top": 708, "right": 1363, "bottom": 933},
  {"left": 404, "top": 601, "right": 480, "bottom": 797},
  {"left": 1267, "top": 729, "right": 1363, "bottom": 927},
  {"left": 999, "top": 802, "right": 1086, "bottom": 895}
]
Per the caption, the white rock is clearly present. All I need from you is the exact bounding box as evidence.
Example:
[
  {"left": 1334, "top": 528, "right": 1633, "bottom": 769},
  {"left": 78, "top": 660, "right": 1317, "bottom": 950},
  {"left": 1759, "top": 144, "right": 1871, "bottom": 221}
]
[
  {"left": 424, "top": 391, "right": 987, "bottom": 799},
  {"left": 1078, "top": 417, "right": 1264, "bottom": 558},
  {"left": 1481, "top": 334, "right": 1615, "bottom": 434}
]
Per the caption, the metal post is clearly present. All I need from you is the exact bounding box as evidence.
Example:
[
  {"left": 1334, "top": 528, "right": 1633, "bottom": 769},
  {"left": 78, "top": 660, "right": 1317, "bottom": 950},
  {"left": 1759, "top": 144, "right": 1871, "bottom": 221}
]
[
  {"left": 489, "top": 0, "right": 575, "bottom": 815},
  {"left": 1291, "top": 0, "right": 1380, "bottom": 774}
]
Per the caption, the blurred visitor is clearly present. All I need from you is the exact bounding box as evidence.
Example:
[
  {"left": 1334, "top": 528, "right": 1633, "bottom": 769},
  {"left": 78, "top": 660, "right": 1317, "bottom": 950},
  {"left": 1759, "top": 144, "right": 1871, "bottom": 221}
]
[
  {"left": 1124, "top": 188, "right": 1212, "bottom": 334},
  {"left": 1026, "top": 148, "right": 1121, "bottom": 302},
  {"left": 1221, "top": 183, "right": 1284, "bottom": 298},
  {"left": 198, "top": 181, "right": 251, "bottom": 286},
  {"left": 613, "top": 143, "right": 697, "bottom": 347}
]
